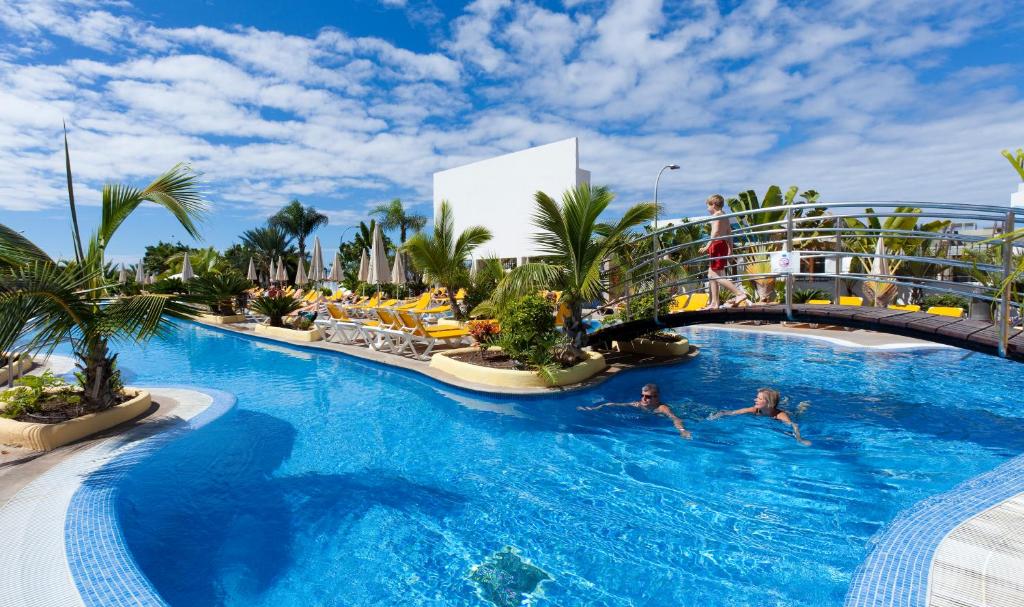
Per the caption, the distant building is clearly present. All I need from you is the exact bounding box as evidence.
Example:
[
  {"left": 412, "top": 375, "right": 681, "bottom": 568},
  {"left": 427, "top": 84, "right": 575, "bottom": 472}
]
[{"left": 433, "top": 138, "right": 590, "bottom": 268}]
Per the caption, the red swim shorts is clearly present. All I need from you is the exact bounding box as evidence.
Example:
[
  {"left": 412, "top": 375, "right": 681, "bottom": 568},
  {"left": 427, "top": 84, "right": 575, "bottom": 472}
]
[{"left": 708, "top": 239, "right": 730, "bottom": 271}]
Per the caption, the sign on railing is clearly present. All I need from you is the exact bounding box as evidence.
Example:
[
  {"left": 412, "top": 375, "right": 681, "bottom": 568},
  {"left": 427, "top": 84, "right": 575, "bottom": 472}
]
[{"left": 770, "top": 251, "right": 800, "bottom": 274}]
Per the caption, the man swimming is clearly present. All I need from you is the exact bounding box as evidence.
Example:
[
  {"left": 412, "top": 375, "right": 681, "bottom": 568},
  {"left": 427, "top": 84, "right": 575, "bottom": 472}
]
[
  {"left": 578, "top": 383, "right": 692, "bottom": 440},
  {"left": 709, "top": 387, "right": 811, "bottom": 445}
]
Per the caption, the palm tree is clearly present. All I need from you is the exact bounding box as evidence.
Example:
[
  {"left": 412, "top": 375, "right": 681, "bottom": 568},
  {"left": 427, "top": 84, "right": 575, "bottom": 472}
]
[
  {"left": 0, "top": 162, "right": 208, "bottom": 410},
  {"left": 490, "top": 184, "right": 657, "bottom": 352},
  {"left": 370, "top": 198, "right": 428, "bottom": 244},
  {"left": 403, "top": 201, "right": 491, "bottom": 320},
  {"left": 240, "top": 226, "right": 295, "bottom": 284},
  {"left": 269, "top": 199, "right": 328, "bottom": 261}
]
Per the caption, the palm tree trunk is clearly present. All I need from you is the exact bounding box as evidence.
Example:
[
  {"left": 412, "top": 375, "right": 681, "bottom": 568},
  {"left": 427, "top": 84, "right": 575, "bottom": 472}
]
[
  {"left": 567, "top": 303, "right": 587, "bottom": 355},
  {"left": 80, "top": 338, "right": 120, "bottom": 411},
  {"left": 447, "top": 287, "right": 463, "bottom": 321}
]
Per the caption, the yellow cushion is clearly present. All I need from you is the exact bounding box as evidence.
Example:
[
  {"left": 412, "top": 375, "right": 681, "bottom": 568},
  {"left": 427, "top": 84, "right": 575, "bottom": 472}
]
[
  {"left": 888, "top": 304, "right": 921, "bottom": 312},
  {"left": 926, "top": 306, "right": 964, "bottom": 318},
  {"left": 807, "top": 299, "right": 831, "bottom": 305},
  {"left": 839, "top": 296, "right": 863, "bottom": 306}
]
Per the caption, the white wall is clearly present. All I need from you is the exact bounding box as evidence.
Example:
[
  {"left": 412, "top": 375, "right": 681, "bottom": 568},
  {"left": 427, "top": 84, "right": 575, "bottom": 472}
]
[{"left": 433, "top": 138, "right": 590, "bottom": 260}]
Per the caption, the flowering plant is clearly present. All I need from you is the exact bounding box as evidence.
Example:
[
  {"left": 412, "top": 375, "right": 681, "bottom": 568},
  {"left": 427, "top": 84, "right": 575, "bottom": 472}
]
[{"left": 467, "top": 319, "right": 500, "bottom": 349}]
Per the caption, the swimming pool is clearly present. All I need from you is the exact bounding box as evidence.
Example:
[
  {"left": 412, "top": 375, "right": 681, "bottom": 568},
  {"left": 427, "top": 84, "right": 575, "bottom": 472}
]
[{"left": 99, "top": 323, "right": 1024, "bottom": 606}]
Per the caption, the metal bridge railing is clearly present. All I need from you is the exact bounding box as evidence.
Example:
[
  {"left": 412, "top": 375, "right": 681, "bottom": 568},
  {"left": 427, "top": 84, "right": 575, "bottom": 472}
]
[{"left": 608, "top": 201, "right": 1023, "bottom": 357}]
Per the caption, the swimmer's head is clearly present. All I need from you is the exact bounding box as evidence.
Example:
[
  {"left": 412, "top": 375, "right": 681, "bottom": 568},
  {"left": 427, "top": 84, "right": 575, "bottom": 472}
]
[
  {"left": 641, "top": 383, "right": 659, "bottom": 403},
  {"left": 754, "top": 387, "right": 780, "bottom": 411}
]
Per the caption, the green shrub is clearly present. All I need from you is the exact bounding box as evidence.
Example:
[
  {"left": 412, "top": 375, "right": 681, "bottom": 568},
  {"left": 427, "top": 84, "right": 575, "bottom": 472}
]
[
  {"left": 0, "top": 371, "right": 77, "bottom": 419},
  {"left": 920, "top": 293, "right": 969, "bottom": 309},
  {"left": 495, "top": 295, "right": 558, "bottom": 369},
  {"left": 793, "top": 288, "right": 829, "bottom": 304},
  {"left": 291, "top": 316, "right": 314, "bottom": 331},
  {"left": 624, "top": 290, "right": 670, "bottom": 322},
  {"left": 148, "top": 277, "right": 186, "bottom": 294},
  {"left": 189, "top": 272, "right": 252, "bottom": 315},
  {"left": 251, "top": 295, "right": 303, "bottom": 327}
]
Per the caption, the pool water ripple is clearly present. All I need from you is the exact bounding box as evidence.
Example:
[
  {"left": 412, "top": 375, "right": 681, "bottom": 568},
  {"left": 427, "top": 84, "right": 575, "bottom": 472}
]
[{"left": 84, "top": 322, "right": 1024, "bottom": 606}]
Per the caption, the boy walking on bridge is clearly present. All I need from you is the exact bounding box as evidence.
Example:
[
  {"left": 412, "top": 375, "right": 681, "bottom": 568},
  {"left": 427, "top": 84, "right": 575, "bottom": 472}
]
[{"left": 703, "top": 194, "right": 748, "bottom": 308}]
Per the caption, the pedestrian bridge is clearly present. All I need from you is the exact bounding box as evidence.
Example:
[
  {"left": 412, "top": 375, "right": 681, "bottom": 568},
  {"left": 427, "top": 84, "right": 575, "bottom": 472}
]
[
  {"left": 586, "top": 200, "right": 1023, "bottom": 360},
  {"left": 588, "top": 304, "right": 1024, "bottom": 362}
]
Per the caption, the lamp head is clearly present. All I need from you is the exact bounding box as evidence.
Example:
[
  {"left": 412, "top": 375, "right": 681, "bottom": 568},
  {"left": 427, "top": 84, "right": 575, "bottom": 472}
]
[{"left": 667, "top": 164, "right": 680, "bottom": 170}]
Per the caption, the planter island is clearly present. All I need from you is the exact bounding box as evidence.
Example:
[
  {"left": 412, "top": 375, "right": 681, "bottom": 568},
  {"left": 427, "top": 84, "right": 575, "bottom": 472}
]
[
  {"left": 0, "top": 388, "right": 151, "bottom": 451},
  {"left": 430, "top": 347, "right": 607, "bottom": 389},
  {"left": 253, "top": 324, "right": 324, "bottom": 342},
  {"left": 198, "top": 313, "right": 247, "bottom": 325}
]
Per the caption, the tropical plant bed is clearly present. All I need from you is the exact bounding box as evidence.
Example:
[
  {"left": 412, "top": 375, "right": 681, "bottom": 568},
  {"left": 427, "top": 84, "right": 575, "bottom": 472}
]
[
  {"left": 431, "top": 347, "right": 607, "bottom": 389},
  {"left": 253, "top": 324, "right": 323, "bottom": 342},
  {"left": 447, "top": 349, "right": 525, "bottom": 370},
  {"left": 198, "top": 313, "right": 247, "bottom": 324},
  {"left": 0, "top": 388, "right": 151, "bottom": 451}
]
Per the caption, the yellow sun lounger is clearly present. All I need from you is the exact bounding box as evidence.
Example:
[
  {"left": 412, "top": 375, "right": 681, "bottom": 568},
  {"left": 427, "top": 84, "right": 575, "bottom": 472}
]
[
  {"left": 669, "top": 294, "right": 689, "bottom": 313},
  {"left": 393, "top": 293, "right": 431, "bottom": 311},
  {"left": 396, "top": 311, "right": 471, "bottom": 359},
  {"left": 682, "top": 293, "right": 709, "bottom": 311}
]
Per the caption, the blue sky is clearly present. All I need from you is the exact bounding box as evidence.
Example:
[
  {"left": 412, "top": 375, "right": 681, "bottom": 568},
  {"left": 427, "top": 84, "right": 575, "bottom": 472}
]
[{"left": 1, "top": 0, "right": 1023, "bottom": 263}]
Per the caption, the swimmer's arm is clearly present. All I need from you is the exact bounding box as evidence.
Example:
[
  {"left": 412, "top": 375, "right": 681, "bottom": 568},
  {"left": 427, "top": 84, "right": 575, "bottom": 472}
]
[
  {"left": 709, "top": 406, "right": 755, "bottom": 419},
  {"left": 655, "top": 405, "right": 691, "bottom": 440},
  {"left": 577, "top": 402, "right": 632, "bottom": 411},
  {"left": 776, "top": 411, "right": 811, "bottom": 446}
]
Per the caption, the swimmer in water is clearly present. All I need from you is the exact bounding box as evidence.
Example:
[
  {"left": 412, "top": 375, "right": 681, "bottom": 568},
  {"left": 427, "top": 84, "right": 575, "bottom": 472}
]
[
  {"left": 709, "top": 387, "right": 811, "bottom": 446},
  {"left": 578, "top": 383, "right": 691, "bottom": 440}
]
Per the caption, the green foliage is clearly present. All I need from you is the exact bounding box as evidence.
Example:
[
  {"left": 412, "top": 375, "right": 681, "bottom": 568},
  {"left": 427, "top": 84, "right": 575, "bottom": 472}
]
[
  {"left": 290, "top": 316, "right": 314, "bottom": 331},
  {"left": 189, "top": 272, "right": 252, "bottom": 315},
  {"left": 489, "top": 184, "right": 656, "bottom": 349},
  {"left": 792, "top": 288, "right": 829, "bottom": 304},
  {"left": 143, "top": 241, "right": 191, "bottom": 274},
  {"left": 623, "top": 290, "right": 670, "bottom": 322},
  {"left": 465, "top": 258, "right": 505, "bottom": 318},
  {"left": 0, "top": 371, "right": 76, "bottom": 419},
  {"left": 370, "top": 198, "right": 427, "bottom": 244},
  {"left": 495, "top": 295, "right": 558, "bottom": 369},
  {"left": 148, "top": 277, "right": 186, "bottom": 294},
  {"left": 269, "top": 199, "right": 328, "bottom": 258},
  {"left": 403, "top": 201, "right": 491, "bottom": 320},
  {"left": 921, "top": 293, "right": 969, "bottom": 309},
  {"left": 250, "top": 294, "right": 303, "bottom": 327},
  {"left": 1002, "top": 148, "right": 1024, "bottom": 182}
]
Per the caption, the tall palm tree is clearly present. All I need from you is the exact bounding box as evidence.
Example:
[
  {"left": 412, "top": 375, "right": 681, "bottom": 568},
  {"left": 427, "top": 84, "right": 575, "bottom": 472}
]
[
  {"left": 403, "top": 201, "right": 491, "bottom": 320},
  {"left": 491, "top": 184, "right": 657, "bottom": 351},
  {"left": 269, "top": 199, "right": 328, "bottom": 261},
  {"left": 0, "top": 162, "right": 208, "bottom": 410},
  {"left": 240, "top": 226, "right": 295, "bottom": 284},
  {"left": 370, "top": 198, "right": 428, "bottom": 244}
]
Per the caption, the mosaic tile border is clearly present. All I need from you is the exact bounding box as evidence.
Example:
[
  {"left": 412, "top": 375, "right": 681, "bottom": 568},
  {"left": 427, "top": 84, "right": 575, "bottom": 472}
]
[
  {"left": 64, "top": 386, "right": 236, "bottom": 607},
  {"left": 844, "top": 449, "right": 1024, "bottom": 607}
]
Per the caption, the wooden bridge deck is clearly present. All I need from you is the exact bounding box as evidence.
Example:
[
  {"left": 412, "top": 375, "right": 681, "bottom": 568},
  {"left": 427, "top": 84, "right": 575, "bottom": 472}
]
[{"left": 588, "top": 304, "right": 1024, "bottom": 362}]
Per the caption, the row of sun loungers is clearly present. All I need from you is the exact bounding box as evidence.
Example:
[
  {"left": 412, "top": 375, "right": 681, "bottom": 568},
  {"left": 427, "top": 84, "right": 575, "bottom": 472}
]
[{"left": 314, "top": 301, "right": 471, "bottom": 360}]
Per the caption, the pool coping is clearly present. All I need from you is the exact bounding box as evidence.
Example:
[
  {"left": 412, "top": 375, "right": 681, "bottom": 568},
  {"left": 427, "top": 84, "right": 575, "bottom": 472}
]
[
  {"left": 0, "top": 386, "right": 235, "bottom": 607},
  {"left": 843, "top": 449, "right": 1024, "bottom": 606}
]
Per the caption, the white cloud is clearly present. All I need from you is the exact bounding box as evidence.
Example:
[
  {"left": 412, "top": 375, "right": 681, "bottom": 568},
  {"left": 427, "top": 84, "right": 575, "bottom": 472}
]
[{"left": 0, "top": 0, "right": 1021, "bottom": 258}]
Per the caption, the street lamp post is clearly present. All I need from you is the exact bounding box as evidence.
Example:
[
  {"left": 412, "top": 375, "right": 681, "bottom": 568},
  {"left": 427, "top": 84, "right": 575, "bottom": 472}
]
[{"left": 653, "top": 164, "right": 680, "bottom": 324}]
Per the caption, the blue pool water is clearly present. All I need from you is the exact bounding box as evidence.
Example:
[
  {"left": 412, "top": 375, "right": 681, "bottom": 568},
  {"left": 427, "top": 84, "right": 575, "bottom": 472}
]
[{"left": 101, "top": 323, "right": 1024, "bottom": 606}]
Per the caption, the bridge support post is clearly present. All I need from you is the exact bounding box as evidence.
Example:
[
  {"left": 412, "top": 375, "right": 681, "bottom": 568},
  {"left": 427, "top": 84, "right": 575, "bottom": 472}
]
[
  {"left": 785, "top": 206, "right": 794, "bottom": 321},
  {"left": 833, "top": 224, "right": 842, "bottom": 304},
  {"left": 998, "top": 211, "right": 1015, "bottom": 358}
]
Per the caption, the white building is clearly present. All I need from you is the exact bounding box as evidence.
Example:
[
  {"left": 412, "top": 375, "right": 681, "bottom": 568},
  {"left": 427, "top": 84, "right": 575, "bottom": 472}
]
[{"left": 433, "top": 138, "right": 590, "bottom": 267}]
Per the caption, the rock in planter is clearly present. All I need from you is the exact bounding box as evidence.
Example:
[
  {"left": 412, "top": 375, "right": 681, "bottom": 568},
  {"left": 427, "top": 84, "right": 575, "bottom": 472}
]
[{"left": 0, "top": 388, "right": 151, "bottom": 451}]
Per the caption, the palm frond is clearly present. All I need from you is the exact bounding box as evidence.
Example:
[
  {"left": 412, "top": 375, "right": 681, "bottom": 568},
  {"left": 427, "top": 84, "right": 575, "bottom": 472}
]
[{"left": 0, "top": 224, "right": 51, "bottom": 269}]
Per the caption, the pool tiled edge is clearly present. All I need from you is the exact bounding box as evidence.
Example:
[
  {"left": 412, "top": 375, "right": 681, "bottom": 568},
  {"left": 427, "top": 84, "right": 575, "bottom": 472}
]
[
  {"left": 0, "top": 387, "right": 235, "bottom": 607},
  {"left": 844, "top": 450, "right": 1024, "bottom": 607}
]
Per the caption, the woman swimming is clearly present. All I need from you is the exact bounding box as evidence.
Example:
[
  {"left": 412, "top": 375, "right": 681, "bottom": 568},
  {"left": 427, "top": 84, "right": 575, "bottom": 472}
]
[{"left": 709, "top": 387, "right": 811, "bottom": 445}]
